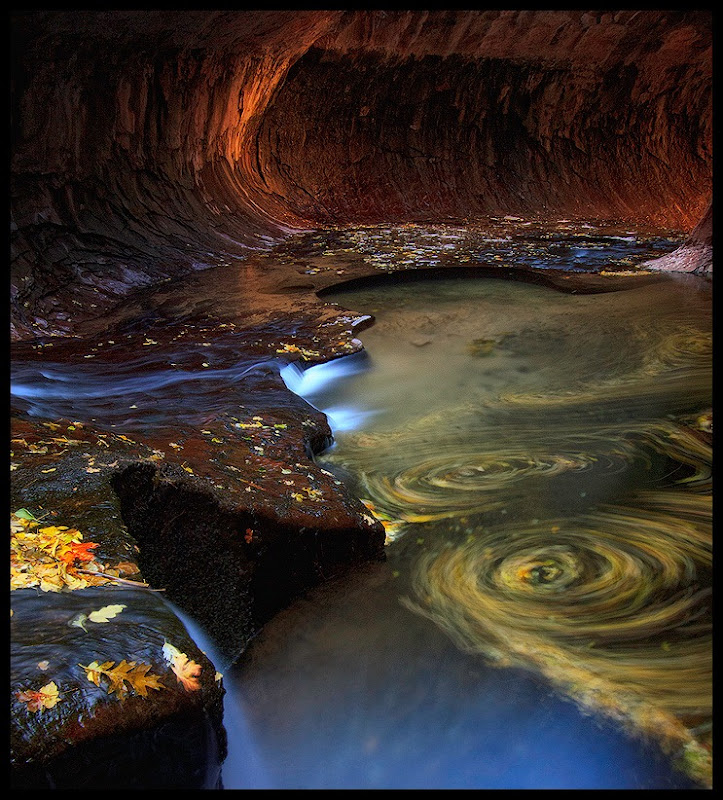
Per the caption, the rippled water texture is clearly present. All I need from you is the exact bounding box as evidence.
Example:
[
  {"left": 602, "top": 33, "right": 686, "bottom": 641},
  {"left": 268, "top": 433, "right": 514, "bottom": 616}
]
[
  {"left": 10, "top": 222, "right": 712, "bottom": 789},
  {"left": 271, "top": 273, "right": 712, "bottom": 787}
]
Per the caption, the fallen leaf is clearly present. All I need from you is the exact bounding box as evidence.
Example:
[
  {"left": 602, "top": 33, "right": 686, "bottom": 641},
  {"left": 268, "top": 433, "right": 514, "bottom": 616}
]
[
  {"left": 16, "top": 681, "right": 60, "bottom": 712},
  {"left": 88, "top": 604, "right": 127, "bottom": 623},
  {"left": 69, "top": 613, "right": 89, "bottom": 632},
  {"left": 58, "top": 540, "right": 100, "bottom": 566},
  {"left": 80, "top": 660, "right": 164, "bottom": 699},
  {"left": 162, "top": 641, "right": 202, "bottom": 691}
]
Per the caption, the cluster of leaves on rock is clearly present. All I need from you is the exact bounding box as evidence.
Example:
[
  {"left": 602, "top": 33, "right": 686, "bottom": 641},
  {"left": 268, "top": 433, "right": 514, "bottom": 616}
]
[
  {"left": 14, "top": 600, "right": 207, "bottom": 713},
  {"left": 11, "top": 510, "right": 214, "bottom": 714},
  {"left": 10, "top": 509, "right": 111, "bottom": 592}
]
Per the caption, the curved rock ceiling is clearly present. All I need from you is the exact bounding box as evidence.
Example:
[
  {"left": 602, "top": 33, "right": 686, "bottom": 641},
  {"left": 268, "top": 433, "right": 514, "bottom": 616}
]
[{"left": 10, "top": 9, "right": 712, "bottom": 339}]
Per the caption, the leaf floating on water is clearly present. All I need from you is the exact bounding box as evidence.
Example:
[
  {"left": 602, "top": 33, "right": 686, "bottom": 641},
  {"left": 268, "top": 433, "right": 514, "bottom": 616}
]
[
  {"left": 16, "top": 681, "right": 61, "bottom": 712},
  {"left": 37, "top": 660, "right": 50, "bottom": 671},
  {"left": 81, "top": 660, "right": 113, "bottom": 688},
  {"left": 88, "top": 604, "right": 127, "bottom": 623},
  {"left": 162, "top": 641, "right": 202, "bottom": 692},
  {"left": 80, "top": 660, "right": 164, "bottom": 699},
  {"left": 69, "top": 613, "right": 89, "bottom": 632}
]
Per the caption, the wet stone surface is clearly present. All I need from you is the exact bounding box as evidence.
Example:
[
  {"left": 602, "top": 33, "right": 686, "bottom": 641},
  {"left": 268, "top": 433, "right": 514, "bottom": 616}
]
[
  {"left": 10, "top": 585, "right": 226, "bottom": 790},
  {"left": 9, "top": 218, "right": 694, "bottom": 786}
]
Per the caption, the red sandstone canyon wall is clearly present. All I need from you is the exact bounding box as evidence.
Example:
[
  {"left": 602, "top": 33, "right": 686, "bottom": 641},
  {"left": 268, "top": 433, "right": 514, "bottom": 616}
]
[{"left": 10, "top": 10, "right": 712, "bottom": 339}]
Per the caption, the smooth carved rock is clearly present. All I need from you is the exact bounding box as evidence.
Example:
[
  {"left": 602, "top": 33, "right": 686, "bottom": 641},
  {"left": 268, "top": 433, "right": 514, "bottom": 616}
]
[
  {"left": 10, "top": 9, "right": 712, "bottom": 340},
  {"left": 10, "top": 585, "right": 226, "bottom": 790}
]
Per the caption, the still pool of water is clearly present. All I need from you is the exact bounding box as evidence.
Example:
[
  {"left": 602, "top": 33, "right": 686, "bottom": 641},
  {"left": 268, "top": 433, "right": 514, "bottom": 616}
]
[{"left": 226, "top": 273, "right": 712, "bottom": 789}]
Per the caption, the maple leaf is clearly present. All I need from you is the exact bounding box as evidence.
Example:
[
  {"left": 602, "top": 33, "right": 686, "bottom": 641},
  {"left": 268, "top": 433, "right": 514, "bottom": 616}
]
[
  {"left": 125, "top": 663, "right": 166, "bottom": 697},
  {"left": 16, "top": 681, "right": 61, "bottom": 712},
  {"left": 162, "top": 641, "right": 202, "bottom": 691},
  {"left": 58, "top": 541, "right": 100, "bottom": 566},
  {"left": 101, "top": 660, "right": 138, "bottom": 698}
]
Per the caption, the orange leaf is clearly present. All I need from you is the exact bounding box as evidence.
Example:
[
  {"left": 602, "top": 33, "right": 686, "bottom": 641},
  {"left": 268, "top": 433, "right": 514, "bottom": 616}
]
[
  {"left": 58, "top": 541, "right": 99, "bottom": 566},
  {"left": 162, "top": 641, "right": 202, "bottom": 691},
  {"left": 16, "top": 681, "right": 60, "bottom": 712}
]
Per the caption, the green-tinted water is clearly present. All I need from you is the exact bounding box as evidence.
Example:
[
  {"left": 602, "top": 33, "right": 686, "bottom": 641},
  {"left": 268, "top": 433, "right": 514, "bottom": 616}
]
[{"left": 307, "top": 274, "right": 712, "bottom": 784}]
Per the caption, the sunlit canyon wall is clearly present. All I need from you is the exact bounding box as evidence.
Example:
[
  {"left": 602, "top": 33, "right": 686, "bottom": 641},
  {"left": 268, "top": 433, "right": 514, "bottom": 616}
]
[{"left": 10, "top": 9, "right": 712, "bottom": 339}]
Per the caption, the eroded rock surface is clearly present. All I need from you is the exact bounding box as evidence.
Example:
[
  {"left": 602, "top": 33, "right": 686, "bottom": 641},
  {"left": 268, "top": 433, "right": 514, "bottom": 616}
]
[
  {"left": 644, "top": 202, "right": 712, "bottom": 276},
  {"left": 10, "top": 9, "right": 712, "bottom": 339}
]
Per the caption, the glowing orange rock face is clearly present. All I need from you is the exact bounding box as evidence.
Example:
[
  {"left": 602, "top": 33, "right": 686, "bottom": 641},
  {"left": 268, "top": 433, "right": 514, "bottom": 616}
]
[{"left": 10, "top": 10, "right": 711, "bottom": 339}]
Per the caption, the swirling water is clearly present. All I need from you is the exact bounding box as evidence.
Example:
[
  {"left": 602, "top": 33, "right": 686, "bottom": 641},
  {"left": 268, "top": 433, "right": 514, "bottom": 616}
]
[{"left": 228, "top": 272, "right": 712, "bottom": 789}]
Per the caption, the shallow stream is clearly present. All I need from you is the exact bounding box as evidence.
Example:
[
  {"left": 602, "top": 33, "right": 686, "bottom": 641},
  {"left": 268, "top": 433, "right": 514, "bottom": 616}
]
[
  {"left": 227, "top": 271, "right": 712, "bottom": 789},
  {"left": 10, "top": 223, "right": 712, "bottom": 789}
]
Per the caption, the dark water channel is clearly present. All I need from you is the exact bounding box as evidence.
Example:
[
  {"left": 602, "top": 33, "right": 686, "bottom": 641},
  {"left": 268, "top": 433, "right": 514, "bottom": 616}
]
[
  {"left": 10, "top": 223, "right": 711, "bottom": 789},
  {"left": 226, "top": 273, "right": 712, "bottom": 789}
]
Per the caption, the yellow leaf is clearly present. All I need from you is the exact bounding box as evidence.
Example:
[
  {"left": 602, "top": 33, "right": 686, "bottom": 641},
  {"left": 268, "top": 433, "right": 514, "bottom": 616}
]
[
  {"left": 81, "top": 660, "right": 114, "bottom": 688},
  {"left": 16, "top": 681, "right": 61, "bottom": 712},
  {"left": 162, "top": 641, "right": 202, "bottom": 691},
  {"left": 125, "top": 663, "right": 166, "bottom": 697},
  {"left": 170, "top": 652, "right": 202, "bottom": 691},
  {"left": 80, "top": 659, "right": 164, "bottom": 699},
  {"left": 69, "top": 613, "right": 89, "bottom": 632},
  {"left": 87, "top": 604, "right": 127, "bottom": 623}
]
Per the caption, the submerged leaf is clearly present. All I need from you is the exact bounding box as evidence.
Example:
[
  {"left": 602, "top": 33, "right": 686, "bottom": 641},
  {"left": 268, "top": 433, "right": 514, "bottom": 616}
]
[
  {"left": 162, "top": 641, "right": 202, "bottom": 691},
  {"left": 69, "top": 613, "right": 89, "bottom": 632}
]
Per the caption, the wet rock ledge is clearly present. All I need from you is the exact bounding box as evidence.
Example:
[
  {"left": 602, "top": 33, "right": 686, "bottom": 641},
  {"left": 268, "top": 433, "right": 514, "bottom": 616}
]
[{"left": 9, "top": 284, "right": 387, "bottom": 787}]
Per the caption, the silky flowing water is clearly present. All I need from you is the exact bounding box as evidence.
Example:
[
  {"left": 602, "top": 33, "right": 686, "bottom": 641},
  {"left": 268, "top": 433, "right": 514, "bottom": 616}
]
[
  {"left": 10, "top": 222, "right": 712, "bottom": 789},
  {"left": 227, "top": 271, "right": 712, "bottom": 789}
]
